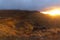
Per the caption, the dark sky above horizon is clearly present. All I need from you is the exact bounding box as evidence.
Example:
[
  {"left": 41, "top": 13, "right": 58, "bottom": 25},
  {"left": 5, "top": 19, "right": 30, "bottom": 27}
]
[{"left": 0, "top": 0, "right": 60, "bottom": 10}]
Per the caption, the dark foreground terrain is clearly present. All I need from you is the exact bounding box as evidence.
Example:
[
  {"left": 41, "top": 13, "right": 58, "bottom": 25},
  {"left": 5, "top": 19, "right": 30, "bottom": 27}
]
[{"left": 0, "top": 10, "right": 60, "bottom": 40}]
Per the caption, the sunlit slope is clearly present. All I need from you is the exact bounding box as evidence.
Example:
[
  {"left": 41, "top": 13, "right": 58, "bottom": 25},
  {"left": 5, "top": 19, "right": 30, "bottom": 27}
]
[{"left": 0, "top": 10, "right": 59, "bottom": 40}]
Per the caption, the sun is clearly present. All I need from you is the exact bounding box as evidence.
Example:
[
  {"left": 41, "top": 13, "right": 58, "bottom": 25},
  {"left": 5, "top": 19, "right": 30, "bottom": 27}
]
[{"left": 41, "top": 8, "right": 60, "bottom": 16}]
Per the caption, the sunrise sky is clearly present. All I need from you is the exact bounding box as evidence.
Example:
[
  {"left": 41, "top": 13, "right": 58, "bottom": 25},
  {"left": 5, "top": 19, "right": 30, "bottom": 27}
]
[{"left": 0, "top": 0, "right": 60, "bottom": 10}]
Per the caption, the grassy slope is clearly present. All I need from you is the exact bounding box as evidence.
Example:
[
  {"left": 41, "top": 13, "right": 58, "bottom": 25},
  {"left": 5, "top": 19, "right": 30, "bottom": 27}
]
[{"left": 0, "top": 10, "right": 60, "bottom": 40}]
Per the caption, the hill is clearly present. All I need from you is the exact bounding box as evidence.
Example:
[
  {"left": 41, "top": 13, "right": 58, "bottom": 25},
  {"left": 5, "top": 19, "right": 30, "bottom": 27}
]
[{"left": 0, "top": 10, "right": 59, "bottom": 40}]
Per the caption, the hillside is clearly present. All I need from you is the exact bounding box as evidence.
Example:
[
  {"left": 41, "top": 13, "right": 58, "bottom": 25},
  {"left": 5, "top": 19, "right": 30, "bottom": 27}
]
[{"left": 0, "top": 10, "right": 60, "bottom": 40}]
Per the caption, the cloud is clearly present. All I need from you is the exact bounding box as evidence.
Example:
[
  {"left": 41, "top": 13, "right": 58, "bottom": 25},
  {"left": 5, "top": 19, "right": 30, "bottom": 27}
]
[{"left": 0, "top": 0, "right": 60, "bottom": 10}]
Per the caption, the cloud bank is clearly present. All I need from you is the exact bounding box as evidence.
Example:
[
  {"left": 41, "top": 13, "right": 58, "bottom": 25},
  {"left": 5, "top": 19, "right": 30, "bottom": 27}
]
[{"left": 0, "top": 0, "right": 60, "bottom": 10}]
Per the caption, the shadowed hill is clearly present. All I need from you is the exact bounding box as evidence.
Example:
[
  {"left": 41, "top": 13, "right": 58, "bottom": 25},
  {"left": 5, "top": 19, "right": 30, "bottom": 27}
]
[{"left": 0, "top": 10, "right": 59, "bottom": 40}]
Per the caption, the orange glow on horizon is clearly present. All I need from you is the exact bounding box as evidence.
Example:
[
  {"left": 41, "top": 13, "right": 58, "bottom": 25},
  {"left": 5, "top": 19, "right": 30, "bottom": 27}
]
[{"left": 41, "top": 7, "right": 60, "bottom": 16}]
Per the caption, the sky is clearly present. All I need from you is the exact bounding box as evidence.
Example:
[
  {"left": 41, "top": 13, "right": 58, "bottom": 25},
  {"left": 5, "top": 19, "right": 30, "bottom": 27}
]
[{"left": 0, "top": 0, "right": 60, "bottom": 10}]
